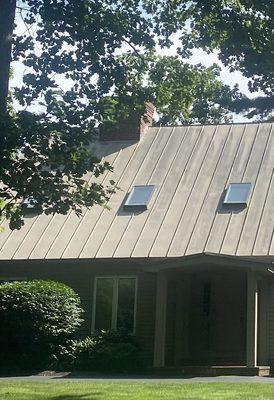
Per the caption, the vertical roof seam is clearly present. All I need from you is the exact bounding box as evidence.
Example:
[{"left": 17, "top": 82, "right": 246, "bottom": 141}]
[
  {"left": 267, "top": 200, "right": 274, "bottom": 256},
  {"left": 220, "top": 123, "right": 261, "bottom": 254},
  {"left": 0, "top": 220, "right": 15, "bottom": 252},
  {"left": 79, "top": 140, "right": 141, "bottom": 258},
  {"left": 30, "top": 144, "right": 122, "bottom": 259},
  {"left": 203, "top": 124, "right": 247, "bottom": 253},
  {"left": 13, "top": 213, "right": 51, "bottom": 259},
  {"left": 148, "top": 125, "right": 204, "bottom": 257},
  {"left": 166, "top": 124, "right": 218, "bottom": 257},
  {"left": 1, "top": 217, "right": 37, "bottom": 259},
  {"left": 129, "top": 126, "right": 189, "bottom": 257},
  {"left": 252, "top": 167, "right": 274, "bottom": 256},
  {"left": 235, "top": 123, "right": 272, "bottom": 255},
  {"left": 59, "top": 147, "right": 121, "bottom": 259},
  {"left": 185, "top": 124, "right": 232, "bottom": 255},
  {"left": 43, "top": 148, "right": 121, "bottom": 259},
  {"left": 83, "top": 127, "right": 162, "bottom": 258},
  {"left": 99, "top": 125, "right": 174, "bottom": 258}
]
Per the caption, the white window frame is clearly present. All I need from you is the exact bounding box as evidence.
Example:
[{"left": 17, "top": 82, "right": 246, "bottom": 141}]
[{"left": 91, "top": 275, "right": 138, "bottom": 334}]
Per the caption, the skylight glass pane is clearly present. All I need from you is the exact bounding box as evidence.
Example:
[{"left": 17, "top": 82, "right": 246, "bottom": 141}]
[
  {"left": 224, "top": 183, "right": 251, "bottom": 204},
  {"left": 22, "top": 197, "right": 37, "bottom": 209},
  {"left": 124, "top": 185, "right": 155, "bottom": 210}
]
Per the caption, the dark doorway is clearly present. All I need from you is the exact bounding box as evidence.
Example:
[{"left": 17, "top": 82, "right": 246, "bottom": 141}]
[{"left": 187, "top": 271, "right": 246, "bottom": 365}]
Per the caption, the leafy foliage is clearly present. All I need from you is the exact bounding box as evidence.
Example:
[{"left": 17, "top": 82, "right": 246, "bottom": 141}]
[
  {"left": 147, "top": 57, "right": 238, "bottom": 125},
  {"left": 0, "top": 280, "right": 83, "bottom": 367},
  {"left": 0, "top": 110, "right": 114, "bottom": 230},
  {"left": 58, "top": 330, "right": 143, "bottom": 372},
  {"left": 12, "top": 1, "right": 155, "bottom": 110},
  {"left": 98, "top": 55, "right": 239, "bottom": 133},
  {"left": 147, "top": 0, "right": 274, "bottom": 119},
  {"left": 1, "top": 0, "right": 273, "bottom": 230}
]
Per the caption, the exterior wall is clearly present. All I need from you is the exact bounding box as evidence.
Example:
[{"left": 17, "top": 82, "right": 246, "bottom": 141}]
[
  {"left": 0, "top": 260, "right": 157, "bottom": 366},
  {"left": 1, "top": 259, "right": 274, "bottom": 368}
]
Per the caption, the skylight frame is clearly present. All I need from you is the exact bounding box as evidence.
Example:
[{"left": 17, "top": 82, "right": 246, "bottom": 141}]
[
  {"left": 21, "top": 197, "right": 38, "bottom": 210},
  {"left": 124, "top": 185, "right": 155, "bottom": 211},
  {"left": 223, "top": 183, "right": 252, "bottom": 205}
]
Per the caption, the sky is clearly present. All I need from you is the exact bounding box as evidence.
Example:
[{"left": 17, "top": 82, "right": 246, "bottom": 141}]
[{"left": 11, "top": 10, "right": 260, "bottom": 122}]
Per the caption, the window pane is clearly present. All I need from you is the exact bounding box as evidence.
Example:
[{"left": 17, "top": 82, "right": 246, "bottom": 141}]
[
  {"left": 124, "top": 185, "right": 154, "bottom": 210},
  {"left": 95, "top": 278, "right": 114, "bottom": 330},
  {"left": 224, "top": 183, "right": 251, "bottom": 204},
  {"left": 117, "top": 278, "right": 136, "bottom": 332}
]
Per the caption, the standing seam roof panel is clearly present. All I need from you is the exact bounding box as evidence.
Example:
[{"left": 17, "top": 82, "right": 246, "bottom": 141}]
[
  {"left": 237, "top": 123, "right": 274, "bottom": 256},
  {"left": 187, "top": 124, "right": 244, "bottom": 255},
  {"left": 114, "top": 126, "right": 187, "bottom": 258},
  {"left": 79, "top": 127, "right": 164, "bottom": 258},
  {"left": 168, "top": 124, "right": 229, "bottom": 257},
  {"left": 94, "top": 126, "right": 176, "bottom": 258},
  {"left": 128, "top": 126, "right": 200, "bottom": 258},
  {"left": 204, "top": 123, "right": 258, "bottom": 254},
  {"left": 253, "top": 170, "right": 274, "bottom": 256},
  {"left": 1, "top": 122, "right": 274, "bottom": 260},
  {"left": 221, "top": 123, "right": 271, "bottom": 255},
  {"left": 149, "top": 125, "right": 212, "bottom": 257}
]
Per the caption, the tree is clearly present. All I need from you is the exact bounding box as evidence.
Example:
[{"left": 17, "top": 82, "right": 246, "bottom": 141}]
[
  {"left": 98, "top": 55, "right": 238, "bottom": 132},
  {"left": 147, "top": 0, "right": 274, "bottom": 120},
  {"left": 0, "top": 0, "right": 239, "bottom": 230},
  {"left": 1, "top": 0, "right": 161, "bottom": 230},
  {"left": 0, "top": 0, "right": 16, "bottom": 113},
  {"left": 1, "top": 1, "right": 269, "bottom": 230}
]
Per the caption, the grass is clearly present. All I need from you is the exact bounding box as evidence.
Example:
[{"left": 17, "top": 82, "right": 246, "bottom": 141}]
[{"left": 0, "top": 381, "right": 273, "bottom": 400}]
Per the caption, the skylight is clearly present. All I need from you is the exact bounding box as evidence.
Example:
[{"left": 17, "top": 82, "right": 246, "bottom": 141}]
[
  {"left": 22, "top": 197, "right": 38, "bottom": 210},
  {"left": 224, "top": 183, "right": 251, "bottom": 205},
  {"left": 124, "top": 185, "right": 155, "bottom": 211}
]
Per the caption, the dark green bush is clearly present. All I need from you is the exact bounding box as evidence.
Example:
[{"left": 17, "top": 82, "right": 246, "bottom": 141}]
[
  {"left": 0, "top": 280, "right": 83, "bottom": 369},
  {"left": 59, "top": 330, "right": 143, "bottom": 373}
]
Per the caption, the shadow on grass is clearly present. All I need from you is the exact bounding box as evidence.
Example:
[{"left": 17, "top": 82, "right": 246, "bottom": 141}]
[
  {"left": 51, "top": 393, "right": 102, "bottom": 400},
  {"left": 52, "top": 372, "right": 196, "bottom": 380}
]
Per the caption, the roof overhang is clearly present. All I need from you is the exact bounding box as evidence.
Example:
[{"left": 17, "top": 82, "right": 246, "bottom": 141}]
[{"left": 1, "top": 252, "right": 274, "bottom": 276}]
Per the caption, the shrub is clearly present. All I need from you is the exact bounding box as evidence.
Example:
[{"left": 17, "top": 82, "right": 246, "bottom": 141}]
[
  {"left": 0, "top": 280, "right": 83, "bottom": 369},
  {"left": 59, "top": 330, "right": 143, "bottom": 373}
]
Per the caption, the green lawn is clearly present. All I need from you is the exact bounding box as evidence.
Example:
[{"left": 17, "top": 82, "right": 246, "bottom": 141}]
[{"left": 0, "top": 381, "right": 273, "bottom": 400}]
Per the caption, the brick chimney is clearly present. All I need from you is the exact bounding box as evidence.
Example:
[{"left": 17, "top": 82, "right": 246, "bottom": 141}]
[{"left": 100, "top": 102, "right": 154, "bottom": 141}]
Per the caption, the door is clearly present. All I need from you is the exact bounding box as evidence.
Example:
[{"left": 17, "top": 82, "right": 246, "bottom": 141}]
[{"left": 188, "top": 271, "right": 246, "bottom": 365}]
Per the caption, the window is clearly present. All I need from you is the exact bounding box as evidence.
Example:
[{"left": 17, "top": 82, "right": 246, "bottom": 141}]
[
  {"left": 92, "top": 276, "right": 137, "bottom": 333},
  {"left": 124, "top": 185, "right": 155, "bottom": 211},
  {"left": 224, "top": 183, "right": 251, "bottom": 205},
  {"left": 22, "top": 197, "right": 38, "bottom": 210}
]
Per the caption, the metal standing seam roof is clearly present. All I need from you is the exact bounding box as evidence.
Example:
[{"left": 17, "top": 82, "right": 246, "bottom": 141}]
[{"left": 0, "top": 122, "right": 274, "bottom": 261}]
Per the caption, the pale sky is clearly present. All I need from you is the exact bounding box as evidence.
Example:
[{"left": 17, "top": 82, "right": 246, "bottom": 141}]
[{"left": 11, "top": 12, "right": 260, "bottom": 122}]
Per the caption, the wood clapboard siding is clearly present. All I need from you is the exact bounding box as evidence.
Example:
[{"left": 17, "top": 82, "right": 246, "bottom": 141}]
[{"left": 1, "top": 122, "right": 274, "bottom": 260}]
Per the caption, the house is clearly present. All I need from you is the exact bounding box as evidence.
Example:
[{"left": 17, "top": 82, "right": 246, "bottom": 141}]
[{"left": 1, "top": 104, "right": 274, "bottom": 375}]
